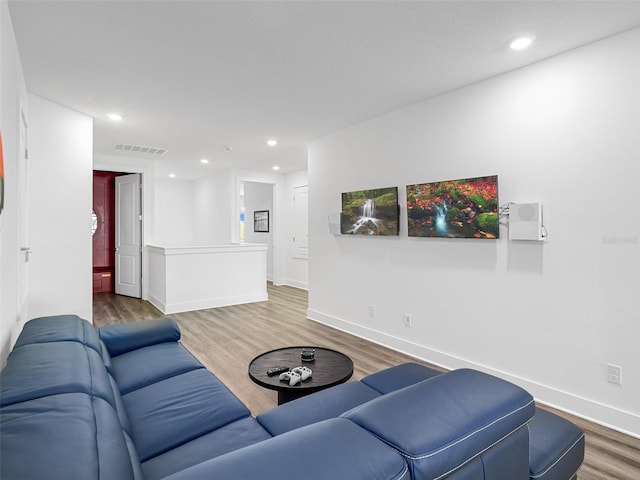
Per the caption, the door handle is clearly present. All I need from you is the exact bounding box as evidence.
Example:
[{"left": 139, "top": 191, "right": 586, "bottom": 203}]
[{"left": 20, "top": 247, "right": 31, "bottom": 262}]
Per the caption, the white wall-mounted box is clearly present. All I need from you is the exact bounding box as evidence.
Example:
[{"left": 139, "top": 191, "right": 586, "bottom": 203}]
[{"left": 509, "top": 203, "right": 543, "bottom": 241}]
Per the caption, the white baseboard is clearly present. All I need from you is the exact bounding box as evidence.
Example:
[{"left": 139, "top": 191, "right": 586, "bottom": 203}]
[
  {"left": 284, "top": 279, "right": 308, "bottom": 290},
  {"left": 307, "top": 308, "right": 640, "bottom": 439},
  {"left": 146, "top": 293, "right": 167, "bottom": 313},
  {"left": 149, "top": 293, "right": 268, "bottom": 315}
]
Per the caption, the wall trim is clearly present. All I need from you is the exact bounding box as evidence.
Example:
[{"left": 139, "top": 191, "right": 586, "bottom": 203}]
[
  {"left": 307, "top": 308, "right": 640, "bottom": 439},
  {"left": 150, "top": 293, "right": 268, "bottom": 315},
  {"left": 285, "top": 279, "right": 309, "bottom": 290}
]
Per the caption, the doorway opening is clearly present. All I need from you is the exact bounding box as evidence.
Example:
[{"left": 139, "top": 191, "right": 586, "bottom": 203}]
[
  {"left": 93, "top": 170, "right": 142, "bottom": 298},
  {"left": 239, "top": 181, "right": 275, "bottom": 282}
]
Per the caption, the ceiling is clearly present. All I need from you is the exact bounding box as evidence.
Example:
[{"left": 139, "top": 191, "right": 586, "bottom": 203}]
[{"left": 8, "top": 1, "right": 640, "bottom": 179}]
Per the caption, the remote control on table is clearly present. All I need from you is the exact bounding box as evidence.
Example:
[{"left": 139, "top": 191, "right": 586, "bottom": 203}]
[{"left": 267, "top": 366, "right": 290, "bottom": 376}]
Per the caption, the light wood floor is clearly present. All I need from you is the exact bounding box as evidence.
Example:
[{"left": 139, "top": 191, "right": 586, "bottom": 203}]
[{"left": 93, "top": 284, "right": 640, "bottom": 480}]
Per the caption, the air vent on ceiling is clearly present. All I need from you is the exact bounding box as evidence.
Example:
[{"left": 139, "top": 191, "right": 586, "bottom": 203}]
[{"left": 113, "top": 143, "right": 168, "bottom": 156}]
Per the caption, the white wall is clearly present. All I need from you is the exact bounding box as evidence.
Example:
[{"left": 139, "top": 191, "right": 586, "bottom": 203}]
[
  {"left": 0, "top": 0, "right": 28, "bottom": 365},
  {"left": 154, "top": 178, "right": 195, "bottom": 245},
  {"left": 308, "top": 28, "right": 640, "bottom": 437},
  {"left": 27, "top": 95, "right": 93, "bottom": 321},
  {"left": 244, "top": 181, "right": 274, "bottom": 280},
  {"left": 193, "top": 170, "right": 233, "bottom": 245}
]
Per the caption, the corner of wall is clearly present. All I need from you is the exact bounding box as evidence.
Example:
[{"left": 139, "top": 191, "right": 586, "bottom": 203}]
[{"left": 0, "top": 0, "right": 29, "bottom": 363}]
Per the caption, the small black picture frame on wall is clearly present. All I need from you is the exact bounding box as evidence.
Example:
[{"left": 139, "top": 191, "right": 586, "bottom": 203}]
[{"left": 254, "top": 210, "right": 269, "bottom": 232}]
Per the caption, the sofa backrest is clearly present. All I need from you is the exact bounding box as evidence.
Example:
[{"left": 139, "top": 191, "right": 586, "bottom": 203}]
[
  {"left": 161, "top": 418, "right": 409, "bottom": 480},
  {"left": 0, "top": 315, "right": 142, "bottom": 480}
]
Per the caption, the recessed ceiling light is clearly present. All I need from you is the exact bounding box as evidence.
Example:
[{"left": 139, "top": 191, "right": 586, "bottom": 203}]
[
  {"left": 266, "top": 139, "right": 278, "bottom": 147},
  {"left": 169, "top": 173, "right": 176, "bottom": 178},
  {"left": 200, "top": 158, "right": 209, "bottom": 164},
  {"left": 106, "top": 113, "right": 122, "bottom": 121},
  {"left": 272, "top": 165, "right": 280, "bottom": 171},
  {"left": 509, "top": 35, "right": 535, "bottom": 51}
]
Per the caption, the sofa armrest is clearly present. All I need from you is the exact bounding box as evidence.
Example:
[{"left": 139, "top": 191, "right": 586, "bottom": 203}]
[
  {"left": 163, "top": 418, "right": 408, "bottom": 480},
  {"left": 98, "top": 317, "right": 181, "bottom": 357},
  {"left": 343, "top": 369, "right": 535, "bottom": 480}
]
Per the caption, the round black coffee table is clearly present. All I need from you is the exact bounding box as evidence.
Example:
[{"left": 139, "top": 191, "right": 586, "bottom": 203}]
[{"left": 248, "top": 346, "right": 353, "bottom": 405}]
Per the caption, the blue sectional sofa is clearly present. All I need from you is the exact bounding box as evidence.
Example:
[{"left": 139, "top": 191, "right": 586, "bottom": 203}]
[{"left": 0, "top": 315, "right": 584, "bottom": 480}]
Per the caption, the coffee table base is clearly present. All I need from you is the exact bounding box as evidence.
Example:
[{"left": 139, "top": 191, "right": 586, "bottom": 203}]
[{"left": 278, "top": 389, "right": 306, "bottom": 405}]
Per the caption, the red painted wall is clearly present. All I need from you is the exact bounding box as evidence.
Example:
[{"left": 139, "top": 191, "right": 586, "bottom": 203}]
[{"left": 92, "top": 171, "right": 118, "bottom": 292}]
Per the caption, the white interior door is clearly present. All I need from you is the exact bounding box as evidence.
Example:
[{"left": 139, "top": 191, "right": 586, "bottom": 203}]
[
  {"left": 115, "top": 173, "right": 142, "bottom": 298},
  {"left": 18, "top": 109, "right": 30, "bottom": 325},
  {"left": 292, "top": 185, "right": 309, "bottom": 259}
]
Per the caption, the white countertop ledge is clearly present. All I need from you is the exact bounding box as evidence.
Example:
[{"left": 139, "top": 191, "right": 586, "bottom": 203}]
[{"left": 146, "top": 243, "right": 268, "bottom": 255}]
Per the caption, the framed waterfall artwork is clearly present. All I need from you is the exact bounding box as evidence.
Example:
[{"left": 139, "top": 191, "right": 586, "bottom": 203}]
[
  {"left": 340, "top": 187, "right": 399, "bottom": 235},
  {"left": 406, "top": 175, "right": 499, "bottom": 239}
]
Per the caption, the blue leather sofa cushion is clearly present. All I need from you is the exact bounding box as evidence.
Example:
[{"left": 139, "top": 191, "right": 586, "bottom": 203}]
[
  {"left": 257, "top": 381, "right": 382, "bottom": 435},
  {"left": 344, "top": 369, "right": 535, "bottom": 480},
  {"left": 110, "top": 341, "right": 204, "bottom": 394},
  {"left": 161, "top": 418, "right": 409, "bottom": 480},
  {"left": 529, "top": 408, "right": 585, "bottom": 480},
  {"left": 361, "top": 362, "right": 442, "bottom": 394},
  {"left": 0, "top": 393, "right": 139, "bottom": 480},
  {"left": 142, "top": 417, "right": 272, "bottom": 480},
  {"left": 0, "top": 342, "right": 118, "bottom": 409},
  {"left": 98, "top": 317, "right": 181, "bottom": 357},
  {"left": 122, "top": 368, "right": 251, "bottom": 461}
]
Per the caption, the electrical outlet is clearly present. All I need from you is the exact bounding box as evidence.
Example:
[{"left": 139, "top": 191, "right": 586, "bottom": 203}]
[
  {"left": 403, "top": 314, "right": 412, "bottom": 327},
  {"left": 607, "top": 364, "right": 622, "bottom": 385},
  {"left": 369, "top": 305, "right": 376, "bottom": 318}
]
